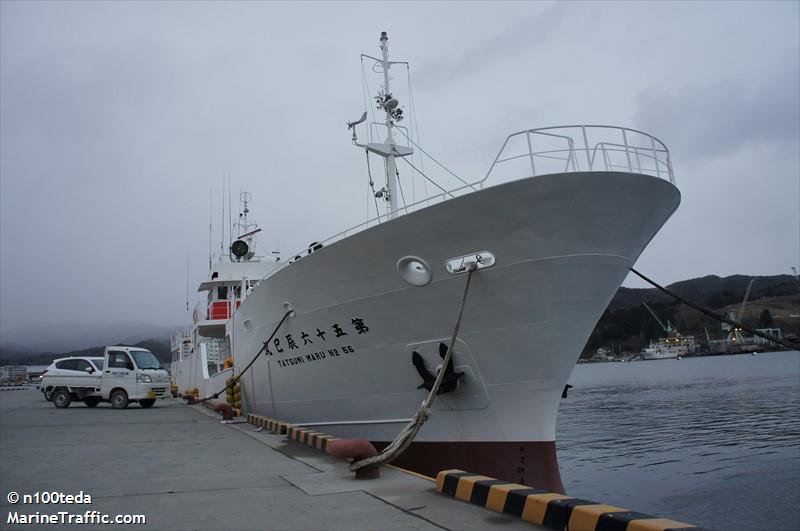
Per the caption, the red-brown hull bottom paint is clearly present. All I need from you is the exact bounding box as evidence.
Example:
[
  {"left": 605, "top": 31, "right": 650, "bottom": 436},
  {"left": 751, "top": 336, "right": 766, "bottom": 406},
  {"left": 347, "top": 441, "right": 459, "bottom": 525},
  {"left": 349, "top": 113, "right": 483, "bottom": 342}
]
[
  {"left": 328, "top": 439, "right": 380, "bottom": 479},
  {"left": 373, "top": 440, "right": 565, "bottom": 494}
]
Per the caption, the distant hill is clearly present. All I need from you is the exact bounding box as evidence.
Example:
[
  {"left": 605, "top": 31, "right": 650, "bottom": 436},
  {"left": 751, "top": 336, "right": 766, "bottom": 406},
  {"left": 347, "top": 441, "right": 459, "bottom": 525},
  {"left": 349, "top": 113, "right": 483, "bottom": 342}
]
[
  {"left": 0, "top": 321, "right": 178, "bottom": 354},
  {"left": 0, "top": 341, "right": 38, "bottom": 354},
  {"left": 55, "top": 338, "right": 172, "bottom": 364},
  {"left": 585, "top": 274, "right": 799, "bottom": 357},
  {"left": 609, "top": 274, "right": 797, "bottom": 311},
  {"left": 0, "top": 320, "right": 177, "bottom": 366},
  {"left": 0, "top": 338, "right": 172, "bottom": 366}
]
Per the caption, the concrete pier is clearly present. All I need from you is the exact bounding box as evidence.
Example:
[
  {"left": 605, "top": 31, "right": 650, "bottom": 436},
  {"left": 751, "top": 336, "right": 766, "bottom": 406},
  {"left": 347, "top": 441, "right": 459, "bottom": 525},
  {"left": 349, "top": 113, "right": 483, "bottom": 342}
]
[{"left": 0, "top": 389, "right": 539, "bottom": 530}]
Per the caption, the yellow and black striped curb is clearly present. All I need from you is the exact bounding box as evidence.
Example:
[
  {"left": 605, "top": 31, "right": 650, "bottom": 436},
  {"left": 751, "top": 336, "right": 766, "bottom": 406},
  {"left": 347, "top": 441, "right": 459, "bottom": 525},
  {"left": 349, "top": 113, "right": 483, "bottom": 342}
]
[
  {"left": 435, "top": 470, "right": 710, "bottom": 531},
  {"left": 246, "top": 413, "right": 338, "bottom": 452},
  {"left": 246, "top": 413, "right": 291, "bottom": 434},
  {"left": 286, "top": 425, "right": 338, "bottom": 451}
]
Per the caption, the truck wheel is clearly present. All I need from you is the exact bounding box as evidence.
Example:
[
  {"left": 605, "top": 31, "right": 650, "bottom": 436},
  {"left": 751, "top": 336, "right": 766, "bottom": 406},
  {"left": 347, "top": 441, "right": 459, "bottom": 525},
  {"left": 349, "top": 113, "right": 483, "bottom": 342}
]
[
  {"left": 139, "top": 399, "right": 155, "bottom": 408},
  {"left": 84, "top": 397, "right": 101, "bottom": 408},
  {"left": 53, "top": 389, "right": 71, "bottom": 409},
  {"left": 110, "top": 390, "right": 129, "bottom": 409}
]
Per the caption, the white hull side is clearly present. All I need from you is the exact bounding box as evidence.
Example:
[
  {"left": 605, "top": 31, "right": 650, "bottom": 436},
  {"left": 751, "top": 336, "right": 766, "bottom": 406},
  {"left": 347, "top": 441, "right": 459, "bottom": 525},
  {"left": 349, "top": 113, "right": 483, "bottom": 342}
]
[
  {"left": 643, "top": 354, "right": 679, "bottom": 360},
  {"left": 229, "top": 171, "right": 679, "bottom": 443},
  {"left": 171, "top": 343, "right": 232, "bottom": 397},
  {"left": 642, "top": 349, "right": 684, "bottom": 360}
]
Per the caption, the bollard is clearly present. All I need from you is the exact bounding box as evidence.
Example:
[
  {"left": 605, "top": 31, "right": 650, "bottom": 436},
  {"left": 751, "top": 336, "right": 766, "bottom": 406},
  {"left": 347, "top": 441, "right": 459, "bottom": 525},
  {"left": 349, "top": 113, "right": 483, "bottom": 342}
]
[
  {"left": 328, "top": 438, "right": 380, "bottom": 479},
  {"left": 212, "top": 403, "right": 234, "bottom": 420}
]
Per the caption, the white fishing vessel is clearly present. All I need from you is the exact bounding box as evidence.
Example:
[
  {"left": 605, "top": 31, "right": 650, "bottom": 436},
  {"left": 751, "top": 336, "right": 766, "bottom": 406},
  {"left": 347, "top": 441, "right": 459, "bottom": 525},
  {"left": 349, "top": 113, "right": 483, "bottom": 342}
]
[
  {"left": 642, "top": 335, "right": 696, "bottom": 360},
  {"left": 172, "top": 32, "right": 681, "bottom": 493},
  {"left": 641, "top": 301, "right": 696, "bottom": 360}
]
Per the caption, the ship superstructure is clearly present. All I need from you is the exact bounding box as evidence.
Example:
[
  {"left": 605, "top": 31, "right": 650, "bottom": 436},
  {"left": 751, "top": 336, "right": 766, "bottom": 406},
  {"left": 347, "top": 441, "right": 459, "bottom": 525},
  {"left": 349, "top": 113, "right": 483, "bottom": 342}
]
[{"left": 171, "top": 193, "right": 277, "bottom": 398}]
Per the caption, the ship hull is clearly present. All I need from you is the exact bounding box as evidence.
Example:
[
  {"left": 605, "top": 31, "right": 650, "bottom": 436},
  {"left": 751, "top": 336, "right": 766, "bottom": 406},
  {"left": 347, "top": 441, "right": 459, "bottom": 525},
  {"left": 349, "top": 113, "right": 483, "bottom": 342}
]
[
  {"left": 374, "top": 440, "right": 563, "bottom": 491},
  {"left": 229, "top": 171, "right": 680, "bottom": 491},
  {"left": 642, "top": 351, "right": 681, "bottom": 360}
]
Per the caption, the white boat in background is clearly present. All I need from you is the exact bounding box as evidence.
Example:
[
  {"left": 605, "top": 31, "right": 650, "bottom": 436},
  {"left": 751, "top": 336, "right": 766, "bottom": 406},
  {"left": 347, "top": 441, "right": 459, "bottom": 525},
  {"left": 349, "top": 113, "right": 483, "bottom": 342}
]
[
  {"left": 642, "top": 335, "right": 696, "bottom": 360},
  {"left": 641, "top": 301, "right": 696, "bottom": 360},
  {"left": 172, "top": 32, "right": 681, "bottom": 493}
]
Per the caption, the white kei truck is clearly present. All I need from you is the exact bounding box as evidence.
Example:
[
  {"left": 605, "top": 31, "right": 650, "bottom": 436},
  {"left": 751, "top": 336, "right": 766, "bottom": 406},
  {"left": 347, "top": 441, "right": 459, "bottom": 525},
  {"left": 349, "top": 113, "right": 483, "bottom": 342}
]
[{"left": 43, "top": 346, "right": 169, "bottom": 409}]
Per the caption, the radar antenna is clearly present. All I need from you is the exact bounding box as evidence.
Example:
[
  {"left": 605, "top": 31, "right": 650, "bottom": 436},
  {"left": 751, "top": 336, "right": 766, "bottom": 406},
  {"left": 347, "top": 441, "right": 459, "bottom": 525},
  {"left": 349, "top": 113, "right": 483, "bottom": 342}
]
[{"left": 230, "top": 192, "right": 260, "bottom": 262}]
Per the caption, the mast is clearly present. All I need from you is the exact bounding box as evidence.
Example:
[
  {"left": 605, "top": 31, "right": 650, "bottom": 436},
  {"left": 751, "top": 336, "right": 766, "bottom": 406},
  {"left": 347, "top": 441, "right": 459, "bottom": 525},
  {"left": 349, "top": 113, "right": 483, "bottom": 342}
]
[
  {"left": 348, "top": 31, "right": 413, "bottom": 220},
  {"left": 208, "top": 189, "right": 213, "bottom": 272},
  {"left": 220, "top": 178, "right": 225, "bottom": 263},
  {"left": 230, "top": 191, "right": 260, "bottom": 263},
  {"left": 380, "top": 32, "right": 400, "bottom": 217}
]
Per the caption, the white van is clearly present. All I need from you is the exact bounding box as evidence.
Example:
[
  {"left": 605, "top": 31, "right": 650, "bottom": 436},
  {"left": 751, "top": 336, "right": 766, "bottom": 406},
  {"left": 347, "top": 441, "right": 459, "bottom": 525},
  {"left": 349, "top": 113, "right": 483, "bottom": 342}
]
[{"left": 47, "top": 346, "right": 169, "bottom": 409}]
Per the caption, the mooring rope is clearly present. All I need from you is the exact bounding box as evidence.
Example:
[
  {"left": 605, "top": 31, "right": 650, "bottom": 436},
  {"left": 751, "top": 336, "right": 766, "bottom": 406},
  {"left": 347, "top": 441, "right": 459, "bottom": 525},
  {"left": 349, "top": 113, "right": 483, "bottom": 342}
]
[
  {"left": 630, "top": 268, "right": 799, "bottom": 350},
  {"left": 350, "top": 263, "right": 478, "bottom": 472},
  {"left": 199, "top": 309, "right": 294, "bottom": 403}
]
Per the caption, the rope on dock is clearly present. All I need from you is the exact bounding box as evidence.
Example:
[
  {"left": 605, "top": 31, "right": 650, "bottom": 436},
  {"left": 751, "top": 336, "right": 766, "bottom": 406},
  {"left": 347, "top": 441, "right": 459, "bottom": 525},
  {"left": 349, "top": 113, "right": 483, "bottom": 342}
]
[
  {"left": 630, "top": 268, "right": 799, "bottom": 350},
  {"left": 350, "top": 263, "right": 478, "bottom": 472}
]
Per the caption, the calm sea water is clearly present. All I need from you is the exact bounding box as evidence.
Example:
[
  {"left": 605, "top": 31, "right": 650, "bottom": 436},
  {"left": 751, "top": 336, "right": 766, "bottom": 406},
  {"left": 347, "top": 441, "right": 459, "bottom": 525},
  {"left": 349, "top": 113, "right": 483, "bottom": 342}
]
[{"left": 556, "top": 350, "right": 800, "bottom": 531}]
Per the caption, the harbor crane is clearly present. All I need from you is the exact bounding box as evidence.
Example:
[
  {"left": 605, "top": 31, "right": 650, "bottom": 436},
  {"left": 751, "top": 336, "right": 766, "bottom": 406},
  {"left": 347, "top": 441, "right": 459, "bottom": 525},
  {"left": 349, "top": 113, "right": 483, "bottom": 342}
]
[
  {"left": 723, "top": 279, "right": 754, "bottom": 345},
  {"left": 642, "top": 301, "right": 674, "bottom": 334}
]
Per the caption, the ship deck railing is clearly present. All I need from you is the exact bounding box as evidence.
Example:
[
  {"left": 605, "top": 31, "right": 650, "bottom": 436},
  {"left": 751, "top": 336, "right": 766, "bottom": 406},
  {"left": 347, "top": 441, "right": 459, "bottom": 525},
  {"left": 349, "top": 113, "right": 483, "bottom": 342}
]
[
  {"left": 192, "top": 299, "right": 242, "bottom": 325},
  {"left": 266, "top": 125, "right": 673, "bottom": 282},
  {"left": 170, "top": 328, "right": 193, "bottom": 353},
  {"left": 485, "top": 125, "right": 673, "bottom": 187}
]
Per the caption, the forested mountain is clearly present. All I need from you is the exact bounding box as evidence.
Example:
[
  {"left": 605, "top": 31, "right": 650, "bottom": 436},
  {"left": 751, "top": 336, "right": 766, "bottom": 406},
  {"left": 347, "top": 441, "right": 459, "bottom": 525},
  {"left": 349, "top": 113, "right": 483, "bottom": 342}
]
[
  {"left": 0, "top": 338, "right": 171, "bottom": 365},
  {"left": 584, "top": 274, "right": 799, "bottom": 357}
]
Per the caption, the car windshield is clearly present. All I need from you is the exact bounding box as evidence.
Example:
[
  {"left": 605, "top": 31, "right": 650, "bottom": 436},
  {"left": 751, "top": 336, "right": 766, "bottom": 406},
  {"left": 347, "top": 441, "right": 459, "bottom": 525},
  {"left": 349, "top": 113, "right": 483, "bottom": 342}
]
[
  {"left": 91, "top": 359, "right": 104, "bottom": 370},
  {"left": 130, "top": 350, "right": 161, "bottom": 370}
]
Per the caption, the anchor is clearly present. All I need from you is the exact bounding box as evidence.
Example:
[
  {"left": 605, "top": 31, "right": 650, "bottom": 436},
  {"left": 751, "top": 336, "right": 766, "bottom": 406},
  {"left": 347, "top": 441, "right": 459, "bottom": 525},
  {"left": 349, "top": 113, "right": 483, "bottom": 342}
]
[{"left": 411, "top": 342, "right": 464, "bottom": 394}]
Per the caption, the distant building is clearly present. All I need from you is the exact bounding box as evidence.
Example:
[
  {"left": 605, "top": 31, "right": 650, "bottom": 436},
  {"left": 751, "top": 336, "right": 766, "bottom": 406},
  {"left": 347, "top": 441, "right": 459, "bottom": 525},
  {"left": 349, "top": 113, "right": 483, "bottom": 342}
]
[
  {"left": 0, "top": 366, "right": 28, "bottom": 383},
  {"left": 593, "top": 347, "right": 614, "bottom": 360},
  {"left": 754, "top": 328, "right": 782, "bottom": 347}
]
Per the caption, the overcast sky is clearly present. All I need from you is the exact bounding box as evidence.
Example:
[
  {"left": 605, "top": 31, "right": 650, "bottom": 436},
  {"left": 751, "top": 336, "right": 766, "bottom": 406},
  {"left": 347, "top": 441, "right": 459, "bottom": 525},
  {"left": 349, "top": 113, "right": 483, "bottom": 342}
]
[{"left": 1, "top": 1, "right": 798, "bottom": 337}]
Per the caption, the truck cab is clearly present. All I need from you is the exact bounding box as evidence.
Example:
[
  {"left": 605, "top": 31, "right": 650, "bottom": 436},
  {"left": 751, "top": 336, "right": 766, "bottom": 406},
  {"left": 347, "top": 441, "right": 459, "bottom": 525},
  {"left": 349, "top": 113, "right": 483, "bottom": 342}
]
[
  {"left": 47, "top": 346, "right": 169, "bottom": 409},
  {"left": 100, "top": 346, "right": 169, "bottom": 409}
]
